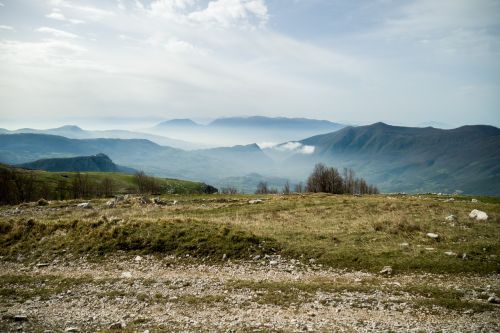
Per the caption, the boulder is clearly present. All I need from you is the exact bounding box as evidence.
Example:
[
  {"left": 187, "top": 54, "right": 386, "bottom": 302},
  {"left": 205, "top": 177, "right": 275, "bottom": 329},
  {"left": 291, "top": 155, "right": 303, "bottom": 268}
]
[
  {"left": 248, "top": 199, "right": 264, "bottom": 204},
  {"left": 426, "top": 233, "right": 439, "bottom": 240},
  {"left": 379, "top": 266, "right": 393, "bottom": 275},
  {"left": 77, "top": 202, "right": 92, "bottom": 209},
  {"left": 488, "top": 296, "right": 500, "bottom": 304},
  {"left": 37, "top": 198, "right": 49, "bottom": 206},
  {"left": 469, "top": 209, "right": 488, "bottom": 221}
]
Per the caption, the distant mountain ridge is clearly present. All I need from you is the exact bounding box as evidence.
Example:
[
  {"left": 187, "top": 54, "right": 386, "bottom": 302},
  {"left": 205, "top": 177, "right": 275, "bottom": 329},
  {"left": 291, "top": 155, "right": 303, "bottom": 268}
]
[
  {"left": 19, "top": 153, "right": 136, "bottom": 173},
  {"left": 1, "top": 122, "right": 499, "bottom": 195},
  {"left": 0, "top": 125, "right": 206, "bottom": 150},
  {"left": 297, "top": 123, "right": 500, "bottom": 195},
  {"left": 151, "top": 116, "right": 346, "bottom": 147}
]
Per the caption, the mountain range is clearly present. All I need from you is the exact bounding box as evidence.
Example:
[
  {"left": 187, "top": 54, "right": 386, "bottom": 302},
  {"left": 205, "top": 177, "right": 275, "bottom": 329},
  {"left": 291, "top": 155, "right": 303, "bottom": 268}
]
[
  {"left": 151, "top": 116, "right": 346, "bottom": 146},
  {"left": 0, "top": 125, "right": 205, "bottom": 150},
  {"left": 1, "top": 121, "right": 498, "bottom": 195}
]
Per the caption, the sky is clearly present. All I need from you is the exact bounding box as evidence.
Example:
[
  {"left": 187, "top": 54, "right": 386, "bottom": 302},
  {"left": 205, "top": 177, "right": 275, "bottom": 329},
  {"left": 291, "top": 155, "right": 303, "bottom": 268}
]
[{"left": 0, "top": 0, "right": 499, "bottom": 130}]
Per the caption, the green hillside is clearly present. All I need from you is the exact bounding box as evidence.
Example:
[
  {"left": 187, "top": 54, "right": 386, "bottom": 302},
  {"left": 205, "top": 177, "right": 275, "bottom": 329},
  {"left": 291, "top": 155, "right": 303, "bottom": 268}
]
[{"left": 0, "top": 164, "right": 217, "bottom": 204}]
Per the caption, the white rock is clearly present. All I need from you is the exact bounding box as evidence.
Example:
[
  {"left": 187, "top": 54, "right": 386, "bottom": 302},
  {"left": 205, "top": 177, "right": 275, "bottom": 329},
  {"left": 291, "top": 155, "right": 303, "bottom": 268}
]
[
  {"left": 445, "top": 215, "right": 456, "bottom": 221},
  {"left": 121, "top": 271, "right": 132, "bottom": 278},
  {"left": 471, "top": 198, "right": 479, "bottom": 203},
  {"left": 487, "top": 296, "right": 500, "bottom": 304},
  {"left": 172, "top": 200, "right": 178, "bottom": 205},
  {"left": 248, "top": 199, "right": 264, "bottom": 204},
  {"left": 379, "top": 266, "right": 393, "bottom": 275},
  {"left": 444, "top": 251, "right": 457, "bottom": 256},
  {"left": 77, "top": 202, "right": 92, "bottom": 209},
  {"left": 134, "top": 255, "right": 143, "bottom": 262},
  {"left": 426, "top": 233, "right": 439, "bottom": 240},
  {"left": 65, "top": 328, "right": 80, "bottom": 333},
  {"left": 269, "top": 260, "right": 278, "bottom": 265},
  {"left": 106, "top": 200, "right": 115, "bottom": 207},
  {"left": 469, "top": 209, "right": 488, "bottom": 221},
  {"left": 399, "top": 242, "right": 409, "bottom": 247}
]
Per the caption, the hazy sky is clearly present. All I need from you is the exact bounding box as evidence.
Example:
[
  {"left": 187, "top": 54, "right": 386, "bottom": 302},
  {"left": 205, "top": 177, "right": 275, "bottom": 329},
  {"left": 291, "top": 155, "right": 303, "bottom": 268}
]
[{"left": 0, "top": 0, "right": 499, "bottom": 129}]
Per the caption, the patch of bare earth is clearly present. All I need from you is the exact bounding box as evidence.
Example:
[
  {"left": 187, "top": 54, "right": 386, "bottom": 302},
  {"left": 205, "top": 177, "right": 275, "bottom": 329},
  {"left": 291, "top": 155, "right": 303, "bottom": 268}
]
[{"left": 1, "top": 255, "right": 499, "bottom": 332}]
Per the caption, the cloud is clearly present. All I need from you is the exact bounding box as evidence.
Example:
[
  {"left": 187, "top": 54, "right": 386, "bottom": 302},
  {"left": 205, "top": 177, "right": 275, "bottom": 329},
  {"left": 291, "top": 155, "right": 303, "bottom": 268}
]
[
  {"left": 36, "top": 26, "right": 80, "bottom": 39},
  {"left": 0, "top": 25, "right": 14, "bottom": 31},
  {"left": 188, "top": 0, "right": 268, "bottom": 28},
  {"left": 261, "top": 142, "right": 315, "bottom": 154},
  {"left": 46, "top": 9, "right": 85, "bottom": 24}
]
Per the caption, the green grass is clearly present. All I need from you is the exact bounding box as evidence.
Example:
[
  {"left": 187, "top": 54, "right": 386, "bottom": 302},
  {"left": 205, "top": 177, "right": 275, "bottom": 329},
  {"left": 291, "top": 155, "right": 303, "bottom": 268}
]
[{"left": 0, "top": 193, "right": 499, "bottom": 274}]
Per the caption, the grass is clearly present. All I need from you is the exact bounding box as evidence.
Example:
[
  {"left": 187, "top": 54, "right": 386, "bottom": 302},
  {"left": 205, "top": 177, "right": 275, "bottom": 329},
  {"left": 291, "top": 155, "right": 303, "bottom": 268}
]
[{"left": 0, "top": 193, "right": 499, "bottom": 274}]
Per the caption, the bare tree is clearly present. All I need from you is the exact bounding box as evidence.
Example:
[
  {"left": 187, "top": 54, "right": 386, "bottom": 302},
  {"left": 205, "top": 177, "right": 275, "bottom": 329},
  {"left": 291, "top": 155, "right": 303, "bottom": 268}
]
[
  {"left": 282, "top": 180, "right": 290, "bottom": 195},
  {"left": 255, "top": 181, "right": 269, "bottom": 194}
]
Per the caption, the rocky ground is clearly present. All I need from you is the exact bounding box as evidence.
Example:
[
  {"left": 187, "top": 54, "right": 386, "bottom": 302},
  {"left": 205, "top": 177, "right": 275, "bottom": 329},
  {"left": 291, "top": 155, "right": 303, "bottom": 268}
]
[{"left": 1, "top": 254, "right": 499, "bottom": 332}]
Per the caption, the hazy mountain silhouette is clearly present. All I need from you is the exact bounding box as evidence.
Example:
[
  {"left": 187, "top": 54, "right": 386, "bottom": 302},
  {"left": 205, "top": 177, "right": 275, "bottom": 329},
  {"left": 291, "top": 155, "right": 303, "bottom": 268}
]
[{"left": 19, "top": 153, "right": 136, "bottom": 173}]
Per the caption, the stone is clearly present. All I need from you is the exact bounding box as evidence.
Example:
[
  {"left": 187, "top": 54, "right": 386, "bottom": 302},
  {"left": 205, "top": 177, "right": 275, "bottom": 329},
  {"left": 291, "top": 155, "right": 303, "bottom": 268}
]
[
  {"left": 487, "top": 296, "right": 500, "bottom": 304},
  {"left": 109, "top": 322, "right": 126, "bottom": 330},
  {"left": 379, "top": 266, "right": 393, "bottom": 275},
  {"left": 77, "top": 202, "right": 92, "bottom": 209},
  {"left": 37, "top": 198, "right": 49, "bottom": 206},
  {"left": 65, "top": 328, "right": 80, "bottom": 332},
  {"left": 106, "top": 200, "right": 116, "bottom": 207},
  {"left": 269, "top": 260, "right": 278, "bottom": 265},
  {"left": 444, "top": 251, "right": 457, "bottom": 256},
  {"left": 469, "top": 209, "right": 488, "bottom": 221},
  {"left": 445, "top": 215, "right": 456, "bottom": 221},
  {"left": 252, "top": 255, "right": 261, "bottom": 261},
  {"left": 471, "top": 198, "right": 479, "bottom": 203},
  {"left": 444, "top": 198, "right": 455, "bottom": 202},
  {"left": 399, "top": 242, "right": 409, "bottom": 247},
  {"left": 134, "top": 255, "right": 143, "bottom": 262},
  {"left": 36, "top": 263, "right": 49, "bottom": 268},
  {"left": 121, "top": 271, "right": 132, "bottom": 278},
  {"left": 140, "top": 197, "right": 151, "bottom": 204},
  {"left": 426, "top": 233, "right": 439, "bottom": 240},
  {"left": 172, "top": 200, "right": 178, "bottom": 205},
  {"left": 248, "top": 199, "right": 264, "bottom": 204}
]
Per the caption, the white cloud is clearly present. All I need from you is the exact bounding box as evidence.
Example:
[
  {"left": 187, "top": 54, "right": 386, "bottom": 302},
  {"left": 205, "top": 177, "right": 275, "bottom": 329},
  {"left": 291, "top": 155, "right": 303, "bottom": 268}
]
[
  {"left": 188, "top": 0, "right": 268, "bottom": 28},
  {"left": 46, "top": 10, "right": 85, "bottom": 24},
  {"left": 263, "top": 141, "right": 315, "bottom": 154},
  {"left": 0, "top": 25, "right": 14, "bottom": 31},
  {"left": 36, "top": 26, "right": 80, "bottom": 39}
]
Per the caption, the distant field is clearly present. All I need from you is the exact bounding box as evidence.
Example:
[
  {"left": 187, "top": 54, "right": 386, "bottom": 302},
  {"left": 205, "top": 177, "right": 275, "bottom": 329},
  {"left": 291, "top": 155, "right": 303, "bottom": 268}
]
[{"left": 1, "top": 193, "right": 498, "bottom": 274}]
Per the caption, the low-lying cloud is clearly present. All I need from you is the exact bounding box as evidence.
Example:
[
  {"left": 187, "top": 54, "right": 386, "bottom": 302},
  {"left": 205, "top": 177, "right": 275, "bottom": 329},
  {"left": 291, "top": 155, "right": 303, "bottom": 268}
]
[{"left": 259, "top": 142, "right": 315, "bottom": 154}]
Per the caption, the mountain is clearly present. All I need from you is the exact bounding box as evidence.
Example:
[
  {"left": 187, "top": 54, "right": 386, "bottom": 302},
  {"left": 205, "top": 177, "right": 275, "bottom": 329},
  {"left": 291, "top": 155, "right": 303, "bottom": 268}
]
[
  {"left": 0, "top": 133, "right": 273, "bottom": 188},
  {"left": 209, "top": 116, "right": 344, "bottom": 131},
  {"left": 149, "top": 116, "right": 346, "bottom": 147},
  {"left": 2, "top": 123, "right": 499, "bottom": 195},
  {"left": 0, "top": 125, "right": 206, "bottom": 150},
  {"left": 297, "top": 122, "right": 500, "bottom": 195},
  {"left": 18, "top": 153, "right": 136, "bottom": 173},
  {"left": 154, "top": 119, "right": 201, "bottom": 128}
]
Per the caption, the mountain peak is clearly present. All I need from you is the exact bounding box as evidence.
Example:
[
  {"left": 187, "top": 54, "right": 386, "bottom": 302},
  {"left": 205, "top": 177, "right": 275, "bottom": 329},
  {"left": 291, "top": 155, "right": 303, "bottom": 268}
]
[{"left": 156, "top": 119, "right": 199, "bottom": 127}]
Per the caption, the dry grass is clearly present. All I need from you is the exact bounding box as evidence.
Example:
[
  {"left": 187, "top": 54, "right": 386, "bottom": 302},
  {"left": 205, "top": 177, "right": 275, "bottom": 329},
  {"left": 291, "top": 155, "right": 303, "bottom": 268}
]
[{"left": 0, "top": 193, "right": 499, "bottom": 273}]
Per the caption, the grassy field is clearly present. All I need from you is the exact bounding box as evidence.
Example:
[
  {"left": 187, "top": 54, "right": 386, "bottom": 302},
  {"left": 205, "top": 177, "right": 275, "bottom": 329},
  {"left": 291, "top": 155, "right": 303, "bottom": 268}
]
[
  {"left": 1, "top": 193, "right": 498, "bottom": 274},
  {"left": 0, "top": 163, "right": 212, "bottom": 196}
]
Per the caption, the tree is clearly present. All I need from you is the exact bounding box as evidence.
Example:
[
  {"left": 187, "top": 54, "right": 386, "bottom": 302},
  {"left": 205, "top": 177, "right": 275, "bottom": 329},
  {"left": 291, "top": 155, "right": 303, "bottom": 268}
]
[
  {"left": 282, "top": 180, "right": 290, "bottom": 195},
  {"left": 255, "top": 181, "right": 269, "bottom": 194},
  {"left": 305, "top": 163, "right": 379, "bottom": 195}
]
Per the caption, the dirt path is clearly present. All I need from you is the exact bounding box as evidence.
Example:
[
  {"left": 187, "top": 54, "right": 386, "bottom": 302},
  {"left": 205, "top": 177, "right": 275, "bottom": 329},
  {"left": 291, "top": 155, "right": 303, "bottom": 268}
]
[{"left": 1, "top": 254, "right": 499, "bottom": 332}]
